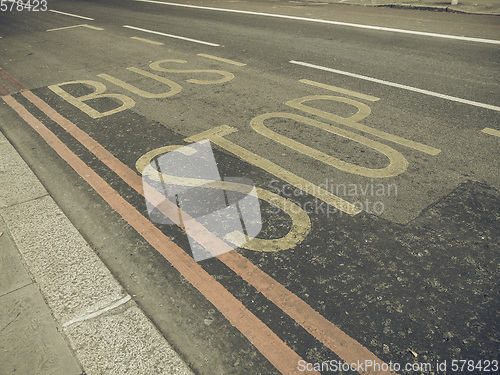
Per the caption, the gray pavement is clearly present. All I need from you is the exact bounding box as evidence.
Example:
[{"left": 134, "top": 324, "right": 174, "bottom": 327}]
[
  {"left": 0, "top": 130, "right": 193, "bottom": 375},
  {"left": 300, "top": 0, "right": 500, "bottom": 15}
]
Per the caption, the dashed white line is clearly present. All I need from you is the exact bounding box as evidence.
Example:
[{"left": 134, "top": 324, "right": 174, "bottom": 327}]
[
  {"left": 49, "top": 9, "right": 94, "bottom": 21},
  {"left": 290, "top": 60, "right": 500, "bottom": 112},
  {"left": 135, "top": 0, "right": 500, "bottom": 45},
  {"left": 123, "top": 25, "right": 220, "bottom": 46},
  {"left": 47, "top": 24, "right": 103, "bottom": 32}
]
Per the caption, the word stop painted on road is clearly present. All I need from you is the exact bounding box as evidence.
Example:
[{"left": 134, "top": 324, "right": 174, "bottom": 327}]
[{"left": 142, "top": 140, "right": 262, "bottom": 262}]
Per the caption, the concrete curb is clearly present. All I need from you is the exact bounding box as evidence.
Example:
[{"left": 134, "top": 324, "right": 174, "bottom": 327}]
[
  {"left": 374, "top": 3, "right": 500, "bottom": 15},
  {"left": 0, "top": 130, "right": 194, "bottom": 375},
  {"left": 301, "top": 0, "right": 500, "bottom": 16}
]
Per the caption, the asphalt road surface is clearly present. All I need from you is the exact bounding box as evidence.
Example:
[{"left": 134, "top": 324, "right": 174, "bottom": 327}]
[{"left": 0, "top": 0, "right": 499, "bottom": 374}]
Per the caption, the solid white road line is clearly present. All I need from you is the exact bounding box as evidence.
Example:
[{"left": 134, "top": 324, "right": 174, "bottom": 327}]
[
  {"left": 135, "top": 0, "right": 500, "bottom": 45},
  {"left": 290, "top": 60, "right": 500, "bottom": 112},
  {"left": 123, "top": 25, "right": 220, "bottom": 46},
  {"left": 49, "top": 9, "right": 94, "bottom": 21}
]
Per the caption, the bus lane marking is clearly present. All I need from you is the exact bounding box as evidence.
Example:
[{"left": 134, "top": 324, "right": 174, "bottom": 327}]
[
  {"left": 150, "top": 59, "right": 234, "bottom": 84},
  {"left": 136, "top": 146, "right": 312, "bottom": 252},
  {"left": 300, "top": 79, "right": 380, "bottom": 102},
  {"left": 130, "top": 36, "right": 164, "bottom": 45},
  {"left": 3, "top": 93, "right": 319, "bottom": 375},
  {"left": 288, "top": 88, "right": 441, "bottom": 155},
  {"left": 15, "top": 88, "right": 395, "bottom": 374},
  {"left": 12, "top": 91, "right": 389, "bottom": 374},
  {"left": 251, "top": 112, "right": 409, "bottom": 178},
  {"left": 123, "top": 25, "right": 220, "bottom": 47},
  {"left": 49, "top": 9, "right": 94, "bottom": 21},
  {"left": 44, "top": 59, "right": 368, "bottom": 214},
  {"left": 290, "top": 61, "right": 500, "bottom": 112},
  {"left": 2, "top": 61, "right": 400, "bottom": 373},
  {"left": 98, "top": 68, "right": 182, "bottom": 99},
  {"left": 44, "top": 57, "right": 434, "bottom": 212},
  {"left": 48, "top": 80, "right": 136, "bottom": 119},
  {"left": 185, "top": 126, "right": 361, "bottom": 215},
  {"left": 197, "top": 53, "right": 246, "bottom": 67}
]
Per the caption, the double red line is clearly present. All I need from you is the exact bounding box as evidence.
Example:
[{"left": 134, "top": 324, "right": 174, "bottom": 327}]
[
  {"left": 1, "top": 69, "right": 396, "bottom": 375},
  {"left": 0, "top": 68, "right": 29, "bottom": 95}
]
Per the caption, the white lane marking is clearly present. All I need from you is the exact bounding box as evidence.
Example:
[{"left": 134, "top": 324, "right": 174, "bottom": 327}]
[
  {"left": 47, "top": 24, "right": 104, "bottom": 32},
  {"left": 135, "top": 0, "right": 500, "bottom": 45},
  {"left": 49, "top": 9, "right": 94, "bottom": 21},
  {"left": 62, "top": 295, "right": 132, "bottom": 327},
  {"left": 482, "top": 127, "right": 500, "bottom": 137},
  {"left": 123, "top": 25, "right": 220, "bottom": 46},
  {"left": 290, "top": 60, "right": 500, "bottom": 112}
]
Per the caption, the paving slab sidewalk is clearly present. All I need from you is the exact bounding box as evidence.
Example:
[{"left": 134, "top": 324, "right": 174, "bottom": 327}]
[
  {"left": 0, "top": 129, "right": 194, "bottom": 375},
  {"left": 301, "top": 0, "right": 500, "bottom": 15}
]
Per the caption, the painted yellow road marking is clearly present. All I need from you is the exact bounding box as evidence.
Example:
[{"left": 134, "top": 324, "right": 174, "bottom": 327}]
[
  {"left": 251, "top": 112, "right": 408, "bottom": 178},
  {"left": 197, "top": 53, "right": 246, "bottom": 67},
  {"left": 46, "top": 56, "right": 235, "bottom": 120},
  {"left": 47, "top": 24, "right": 103, "bottom": 32},
  {"left": 136, "top": 144, "right": 312, "bottom": 252},
  {"left": 98, "top": 68, "right": 182, "bottom": 98},
  {"left": 130, "top": 36, "right": 164, "bottom": 45},
  {"left": 300, "top": 79, "right": 380, "bottom": 102},
  {"left": 48, "top": 80, "right": 135, "bottom": 118},
  {"left": 286, "top": 95, "right": 441, "bottom": 155},
  {"left": 482, "top": 127, "right": 500, "bottom": 137},
  {"left": 136, "top": 146, "right": 183, "bottom": 172},
  {"left": 225, "top": 230, "right": 246, "bottom": 245},
  {"left": 185, "top": 126, "right": 360, "bottom": 215},
  {"left": 150, "top": 59, "right": 234, "bottom": 85}
]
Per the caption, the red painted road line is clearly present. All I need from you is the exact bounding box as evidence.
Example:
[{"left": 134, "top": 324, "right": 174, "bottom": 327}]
[
  {"left": 0, "top": 83, "right": 9, "bottom": 96},
  {"left": 3, "top": 94, "right": 318, "bottom": 375},
  {"left": 22, "top": 91, "right": 143, "bottom": 193},
  {"left": 23, "top": 91, "right": 396, "bottom": 375},
  {"left": 0, "top": 69, "right": 29, "bottom": 92},
  {"left": 219, "top": 250, "right": 392, "bottom": 373}
]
